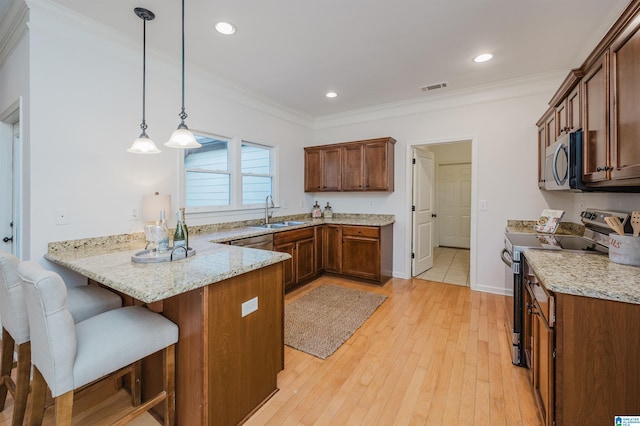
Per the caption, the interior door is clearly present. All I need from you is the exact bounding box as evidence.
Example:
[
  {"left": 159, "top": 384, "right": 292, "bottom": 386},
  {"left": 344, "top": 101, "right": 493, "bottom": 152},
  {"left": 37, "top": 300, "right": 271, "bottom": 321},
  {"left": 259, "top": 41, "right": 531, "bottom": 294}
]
[
  {"left": 438, "top": 163, "right": 471, "bottom": 249},
  {"left": 0, "top": 120, "right": 17, "bottom": 254},
  {"left": 411, "top": 148, "right": 434, "bottom": 276}
]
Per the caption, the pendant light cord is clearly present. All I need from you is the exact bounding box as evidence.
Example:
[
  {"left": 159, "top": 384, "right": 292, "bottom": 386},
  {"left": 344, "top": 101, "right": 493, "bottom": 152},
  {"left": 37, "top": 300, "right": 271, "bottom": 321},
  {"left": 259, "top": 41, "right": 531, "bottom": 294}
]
[
  {"left": 179, "top": 0, "right": 187, "bottom": 123},
  {"left": 141, "top": 17, "right": 148, "bottom": 134}
]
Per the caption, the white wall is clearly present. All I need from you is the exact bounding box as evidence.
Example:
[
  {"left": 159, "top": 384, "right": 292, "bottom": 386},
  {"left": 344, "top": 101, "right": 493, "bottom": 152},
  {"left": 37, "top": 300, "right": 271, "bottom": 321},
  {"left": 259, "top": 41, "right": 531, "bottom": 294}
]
[
  {"left": 0, "top": 22, "right": 29, "bottom": 260},
  {"left": 23, "top": 5, "right": 313, "bottom": 269},
  {"left": 311, "top": 76, "right": 640, "bottom": 295}
]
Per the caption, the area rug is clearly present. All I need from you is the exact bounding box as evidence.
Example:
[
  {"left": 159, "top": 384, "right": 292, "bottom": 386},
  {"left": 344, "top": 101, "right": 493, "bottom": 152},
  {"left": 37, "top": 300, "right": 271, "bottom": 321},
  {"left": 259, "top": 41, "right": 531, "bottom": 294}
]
[{"left": 284, "top": 284, "right": 387, "bottom": 359}]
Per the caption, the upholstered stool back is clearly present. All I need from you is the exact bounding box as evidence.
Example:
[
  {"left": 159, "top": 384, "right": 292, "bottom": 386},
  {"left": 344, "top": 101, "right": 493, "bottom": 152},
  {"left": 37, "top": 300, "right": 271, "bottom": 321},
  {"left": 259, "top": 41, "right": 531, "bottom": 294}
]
[{"left": 0, "top": 252, "right": 30, "bottom": 345}]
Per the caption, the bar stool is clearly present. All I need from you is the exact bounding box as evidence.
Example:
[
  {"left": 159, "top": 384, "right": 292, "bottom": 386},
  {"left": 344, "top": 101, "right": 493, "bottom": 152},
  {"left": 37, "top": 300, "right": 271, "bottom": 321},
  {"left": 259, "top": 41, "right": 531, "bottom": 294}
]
[
  {"left": 18, "top": 261, "right": 178, "bottom": 425},
  {"left": 0, "top": 251, "right": 122, "bottom": 426}
]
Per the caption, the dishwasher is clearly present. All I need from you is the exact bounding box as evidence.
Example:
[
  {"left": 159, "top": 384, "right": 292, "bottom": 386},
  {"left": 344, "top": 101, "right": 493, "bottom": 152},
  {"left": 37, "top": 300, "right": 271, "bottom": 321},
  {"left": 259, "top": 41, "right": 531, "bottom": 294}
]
[{"left": 229, "top": 234, "right": 273, "bottom": 250}]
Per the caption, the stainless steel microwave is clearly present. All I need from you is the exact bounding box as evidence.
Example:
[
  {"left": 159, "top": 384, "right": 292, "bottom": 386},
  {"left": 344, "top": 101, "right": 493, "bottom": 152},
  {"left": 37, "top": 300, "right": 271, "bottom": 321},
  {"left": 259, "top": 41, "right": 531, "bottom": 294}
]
[{"left": 544, "top": 130, "right": 586, "bottom": 191}]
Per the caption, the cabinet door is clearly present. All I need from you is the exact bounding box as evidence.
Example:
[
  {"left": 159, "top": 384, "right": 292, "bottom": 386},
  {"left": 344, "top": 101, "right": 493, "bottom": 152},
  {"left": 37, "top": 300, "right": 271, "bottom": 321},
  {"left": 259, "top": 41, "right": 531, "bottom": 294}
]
[
  {"left": 322, "top": 147, "right": 342, "bottom": 191},
  {"left": 304, "top": 149, "right": 322, "bottom": 192},
  {"left": 545, "top": 113, "right": 557, "bottom": 146},
  {"left": 274, "top": 242, "right": 295, "bottom": 289},
  {"left": 567, "top": 86, "right": 581, "bottom": 132},
  {"left": 555, "top": 100, "right": 568, "bottom": 137},
  {"left": 610, "top": 20, "right": 640, "bottom": 181},
  {"left": 314, "top": 225, "right": 324, "bottom": 274},
  {"left": 364, "top": 141, "right": 393, "bottom": 191},
  {"left": 342, "top": 236, "right": 380, "bottom": 281},
  {"left": 538, "top": 123, "right": 547, "bottom": 187},
  {"left": 324, "top": 224, "right": 342, "bottom": 273},
  {"left": 296, "top": 238, "right": 315, "bottom": 283},
  {"left": 341, "top": 143, "right": 364, "bottom": 190},
  {"left": 582, "top": 53, "right": 609, "bottom": 183},
  {"left": 532, "top": 304, "right": 555, "bottom": 426}
]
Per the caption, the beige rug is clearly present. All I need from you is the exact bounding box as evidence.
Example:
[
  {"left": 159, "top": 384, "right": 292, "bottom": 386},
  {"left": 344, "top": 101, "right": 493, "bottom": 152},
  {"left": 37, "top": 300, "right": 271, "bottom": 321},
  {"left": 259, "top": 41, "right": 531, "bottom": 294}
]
[{"left": 284, "top": 284, "right": 387, "bottom": 359}]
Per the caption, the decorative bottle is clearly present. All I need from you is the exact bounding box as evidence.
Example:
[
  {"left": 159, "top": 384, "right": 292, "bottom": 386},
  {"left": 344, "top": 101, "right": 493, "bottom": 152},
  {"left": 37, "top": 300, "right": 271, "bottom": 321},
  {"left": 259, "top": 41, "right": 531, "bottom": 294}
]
[
  {"left": 323, "top": 202, "right": 333, "bottom": 219},
  {"left": 312, "top": 201, "right": 322, "bottom": 218},
  {"left": 158, "top": 210, "right": 170, "bottom": 252},
  {"left": 174, "top": 208, "right": 188, "bottom": 249}
]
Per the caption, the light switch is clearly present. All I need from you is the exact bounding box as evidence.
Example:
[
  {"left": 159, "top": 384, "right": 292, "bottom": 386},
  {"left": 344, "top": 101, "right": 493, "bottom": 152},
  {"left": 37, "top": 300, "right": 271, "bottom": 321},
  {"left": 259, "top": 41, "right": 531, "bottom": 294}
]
[{"left": 479, "top": 200, "right": 488, "bottom": 211}]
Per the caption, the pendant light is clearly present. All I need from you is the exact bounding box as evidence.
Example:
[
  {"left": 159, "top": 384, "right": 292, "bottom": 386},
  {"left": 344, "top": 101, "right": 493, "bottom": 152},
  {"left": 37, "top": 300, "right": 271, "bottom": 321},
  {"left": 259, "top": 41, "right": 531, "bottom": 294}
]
[
  {"left": 128, "top": 7, "right": 161, "bottom": 154},
  {"left": 165, "top": 0, "right": 201, "bottom": 149}
]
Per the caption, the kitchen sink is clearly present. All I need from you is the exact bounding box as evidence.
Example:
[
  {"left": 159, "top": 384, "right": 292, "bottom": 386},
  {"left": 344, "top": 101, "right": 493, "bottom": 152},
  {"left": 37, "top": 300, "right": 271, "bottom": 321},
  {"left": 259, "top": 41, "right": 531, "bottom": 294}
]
[{"left": 250, "top": 221, "right": 307, "bottom": 229}]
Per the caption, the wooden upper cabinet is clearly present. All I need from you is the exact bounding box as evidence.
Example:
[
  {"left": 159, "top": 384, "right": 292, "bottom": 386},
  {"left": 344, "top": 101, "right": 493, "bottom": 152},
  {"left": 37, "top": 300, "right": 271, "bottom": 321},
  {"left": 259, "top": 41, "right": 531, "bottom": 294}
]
[
  {"left": 582, "top": 53, "right": 609, "bottom": 184},
  {"left": 567, "top": 86, "right": 581, "bottom": 132},
  {"left": 304, "top": 137, "right": 395, "bottom": 192},
  {"left": 304, "top": 146, "right": 342, "bottom": 192},
  {"left": 364, "top": 140, "right": 394, "bottom": 191},
  {"left": 610, "top": 16, "right": 640, "bottom": 182},
  {"left": 341, "top": 144, "right": 364, "bottom": 190}
]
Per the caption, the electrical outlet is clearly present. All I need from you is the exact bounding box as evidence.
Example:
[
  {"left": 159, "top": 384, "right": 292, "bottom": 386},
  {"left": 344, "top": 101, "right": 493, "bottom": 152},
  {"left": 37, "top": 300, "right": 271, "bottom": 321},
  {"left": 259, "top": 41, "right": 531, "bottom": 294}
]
[
  {"left": 130, "top": 208, "right": 139, "bottom": 220},
  {"left": 369, "top": 201, "right": 375, "bottom": 207},
  {"left": 241, "top": 297, "right": 258, "bottom": 317},
  {"left": 55, "top": 208, "right": 70, "bottom": 226}
]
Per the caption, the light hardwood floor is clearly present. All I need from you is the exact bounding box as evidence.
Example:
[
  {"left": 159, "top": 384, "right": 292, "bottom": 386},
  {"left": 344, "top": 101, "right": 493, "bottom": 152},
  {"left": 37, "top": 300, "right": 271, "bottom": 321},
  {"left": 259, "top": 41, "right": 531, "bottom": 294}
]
[{"left": 0, "top": 275, "right": 541, "bottom": 425}]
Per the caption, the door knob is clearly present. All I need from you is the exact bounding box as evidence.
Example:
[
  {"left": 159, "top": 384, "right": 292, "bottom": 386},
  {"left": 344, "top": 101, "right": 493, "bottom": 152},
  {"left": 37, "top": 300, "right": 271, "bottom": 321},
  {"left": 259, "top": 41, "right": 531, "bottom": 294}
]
[{"left": 3, "top": 236, "right": 13, "bottom": 243}]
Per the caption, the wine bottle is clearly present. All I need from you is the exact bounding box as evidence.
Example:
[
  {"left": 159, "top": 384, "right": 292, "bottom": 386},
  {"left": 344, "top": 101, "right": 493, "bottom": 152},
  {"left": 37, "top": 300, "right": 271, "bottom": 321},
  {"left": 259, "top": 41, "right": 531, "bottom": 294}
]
[
  {"left": 180, "top": 207, "right": 189, "bottom": 249},
  {"left": 174, "top": 209, "right": 186, "bottom": 248},
  {"left": 158, "top": 210, "right": 170, "bottom": 252}
]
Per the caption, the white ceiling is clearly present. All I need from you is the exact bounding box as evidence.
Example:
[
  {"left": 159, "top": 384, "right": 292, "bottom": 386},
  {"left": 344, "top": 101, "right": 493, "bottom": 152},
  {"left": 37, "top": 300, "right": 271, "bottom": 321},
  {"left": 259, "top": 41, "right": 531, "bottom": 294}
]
[{"left": 7, "top": 0, "right": 634, "bottom": 117}]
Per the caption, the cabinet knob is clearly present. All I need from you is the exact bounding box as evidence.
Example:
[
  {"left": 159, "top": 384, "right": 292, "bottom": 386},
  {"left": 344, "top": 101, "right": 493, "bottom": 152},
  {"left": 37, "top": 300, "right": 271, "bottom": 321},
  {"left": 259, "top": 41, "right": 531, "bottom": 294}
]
[{"left": 596, "top": 166, "right": 603, "bottom": 172}]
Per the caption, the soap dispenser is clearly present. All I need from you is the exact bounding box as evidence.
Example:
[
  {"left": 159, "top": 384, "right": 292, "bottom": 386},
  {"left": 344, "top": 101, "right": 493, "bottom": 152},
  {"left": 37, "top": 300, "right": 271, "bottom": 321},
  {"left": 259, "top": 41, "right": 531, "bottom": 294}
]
[
  {"left": 323, "top": 202, "right": 333, "bottom": 219},
  {"left": 312, "top": 201, "right": 322, "bottom": 218}
]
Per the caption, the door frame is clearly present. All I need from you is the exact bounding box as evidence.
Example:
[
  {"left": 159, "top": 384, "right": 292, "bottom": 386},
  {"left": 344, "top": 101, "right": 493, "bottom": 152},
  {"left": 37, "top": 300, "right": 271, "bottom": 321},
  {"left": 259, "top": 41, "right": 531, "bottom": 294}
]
[
  {"left": 404, "top": 136, "right": 478, "bottom": 290},
  {"left": 0, "top": 98, "right": 23, "bottom": 258}
]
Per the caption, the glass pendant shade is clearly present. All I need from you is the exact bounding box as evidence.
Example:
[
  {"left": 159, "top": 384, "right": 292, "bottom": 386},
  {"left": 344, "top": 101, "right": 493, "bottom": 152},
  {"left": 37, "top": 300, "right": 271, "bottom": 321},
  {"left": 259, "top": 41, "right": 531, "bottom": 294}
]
[
  {"left": 128, "top": 7, "right": 161, "bottom": 154},
  {"left": 165, "top": 124, "right": 200, "bottom": 148},
  {"left": 165, "top": 0, "right": 201, "bottom": 150},
  {"left": 128, "top": 134, "right": 161, "bottom": 154}
]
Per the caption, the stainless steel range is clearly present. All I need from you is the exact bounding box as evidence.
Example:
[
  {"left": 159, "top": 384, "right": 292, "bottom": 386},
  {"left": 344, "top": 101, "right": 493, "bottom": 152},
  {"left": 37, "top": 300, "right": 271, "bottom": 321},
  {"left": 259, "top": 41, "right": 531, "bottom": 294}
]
[{"left": 500, "top": 208, "right": 632, "bottom": 366}]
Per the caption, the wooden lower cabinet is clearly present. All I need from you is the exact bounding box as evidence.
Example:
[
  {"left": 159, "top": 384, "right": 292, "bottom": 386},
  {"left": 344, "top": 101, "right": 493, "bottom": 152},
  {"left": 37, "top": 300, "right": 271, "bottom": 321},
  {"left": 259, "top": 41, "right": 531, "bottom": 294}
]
[
  {"left": 324, "top": 224, "right": 342, "bottom": 274},
  {"left": 323, "top": 223, "right": 393, "bottom": 284},
  {"left": 141, "top": 263, "right": 284, "bottom": 426},
  {"left": 524, "top": 258, "right": 640, "bottom": 425},
  {"left": 274, "top": 227, "right": 316, "bottom": 290}
]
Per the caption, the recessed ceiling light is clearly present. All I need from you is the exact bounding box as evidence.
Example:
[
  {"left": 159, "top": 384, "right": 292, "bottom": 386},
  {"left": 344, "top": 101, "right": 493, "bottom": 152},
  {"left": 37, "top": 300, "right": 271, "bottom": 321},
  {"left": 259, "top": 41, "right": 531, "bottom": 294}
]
[
  {"left": 215, "top": 22, "right": 236, "bottom": 35},
  {"left": 325, "top": 91, "right": 338, "bottom": 98},
  {"left": 473, "top": 53, "right": 493, "bottom": 63}
]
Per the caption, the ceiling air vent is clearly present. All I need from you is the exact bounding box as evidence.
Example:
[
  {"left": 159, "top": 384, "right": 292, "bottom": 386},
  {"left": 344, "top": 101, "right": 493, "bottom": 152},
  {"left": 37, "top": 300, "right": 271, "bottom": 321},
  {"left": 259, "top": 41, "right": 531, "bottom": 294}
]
[{"left": 420, "top": 82, "right": 448, "bottom": 92}]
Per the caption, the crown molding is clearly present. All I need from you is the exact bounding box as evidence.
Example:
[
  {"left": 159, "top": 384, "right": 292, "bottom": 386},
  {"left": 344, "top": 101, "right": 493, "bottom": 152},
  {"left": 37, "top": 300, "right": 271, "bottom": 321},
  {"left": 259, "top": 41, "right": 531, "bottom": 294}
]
[
  {"left": 313, "top": 70, "right": 566, "bottom": 130},
  {"left": 0, "top": 0, "right": 29, "bottom": 68}
]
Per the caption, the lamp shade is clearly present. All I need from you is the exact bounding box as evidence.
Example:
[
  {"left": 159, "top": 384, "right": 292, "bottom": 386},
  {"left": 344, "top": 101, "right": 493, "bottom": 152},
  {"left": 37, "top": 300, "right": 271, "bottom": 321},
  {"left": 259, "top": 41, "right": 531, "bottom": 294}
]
[
  {"left": 164, "top": 126, "right": 201, "bottom": 149},
  {"left": 142, "top": 193, "right": 172, "bottom": 222},
  {"left": 128, "top": 135, "right": 161, "bottom": 154}
]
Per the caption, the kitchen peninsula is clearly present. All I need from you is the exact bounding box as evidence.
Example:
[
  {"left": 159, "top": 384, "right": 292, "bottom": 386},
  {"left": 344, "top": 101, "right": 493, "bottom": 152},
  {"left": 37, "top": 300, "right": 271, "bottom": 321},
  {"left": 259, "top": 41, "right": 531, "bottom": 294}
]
[{"left": 46, "top": 234, "right": 290, "bottom": 426}]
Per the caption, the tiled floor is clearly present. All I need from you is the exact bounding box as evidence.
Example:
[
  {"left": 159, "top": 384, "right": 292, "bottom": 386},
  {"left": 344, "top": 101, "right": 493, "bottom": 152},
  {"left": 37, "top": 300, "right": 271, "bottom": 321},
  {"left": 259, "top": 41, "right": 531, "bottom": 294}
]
[{"left": 415, "top": 247, "right": 470, "bottom": 286}]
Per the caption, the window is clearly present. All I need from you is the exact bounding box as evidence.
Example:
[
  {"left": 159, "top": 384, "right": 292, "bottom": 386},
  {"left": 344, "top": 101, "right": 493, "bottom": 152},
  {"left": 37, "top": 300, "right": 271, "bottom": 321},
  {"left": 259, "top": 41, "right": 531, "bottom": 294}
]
[
  {"left": 183, "top": 133, "right": 274, "bottom": 211},
  {"left": 241, "top": 142, "right": 272, "bottom": 205}
]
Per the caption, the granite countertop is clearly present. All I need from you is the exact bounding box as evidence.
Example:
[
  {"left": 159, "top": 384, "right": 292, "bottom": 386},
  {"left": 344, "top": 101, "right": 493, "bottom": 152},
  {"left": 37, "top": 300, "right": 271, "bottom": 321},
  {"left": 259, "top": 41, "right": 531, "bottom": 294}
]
[
  {"left": 46, "top": 237, "right": 290, "bottom": 304},
  {"left": 506, "top": 220, "right": 584, "bottom": 236},
  {"left": 46, "top": 213, "right": 395, "bottom": 303},
  {"left": 523, "top": 249, "right": 640, "bottom": 305}
]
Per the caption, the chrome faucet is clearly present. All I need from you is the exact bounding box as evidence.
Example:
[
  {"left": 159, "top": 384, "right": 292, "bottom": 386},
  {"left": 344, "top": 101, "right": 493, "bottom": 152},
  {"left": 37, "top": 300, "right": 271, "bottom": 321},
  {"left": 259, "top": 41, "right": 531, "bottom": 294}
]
[{"left": 265, "top": 195, "right": 274, "bottom": 224}]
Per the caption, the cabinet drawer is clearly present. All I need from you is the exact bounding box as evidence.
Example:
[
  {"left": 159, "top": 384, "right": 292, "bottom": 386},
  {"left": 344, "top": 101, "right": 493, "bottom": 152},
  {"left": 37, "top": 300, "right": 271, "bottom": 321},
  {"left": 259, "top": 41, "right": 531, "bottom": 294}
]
[
  {"left": 273, "top": 227, "right": 314, "bottom": 245},
  {"left": 342, "top": 226, "right": 379, "bottom": 238}
]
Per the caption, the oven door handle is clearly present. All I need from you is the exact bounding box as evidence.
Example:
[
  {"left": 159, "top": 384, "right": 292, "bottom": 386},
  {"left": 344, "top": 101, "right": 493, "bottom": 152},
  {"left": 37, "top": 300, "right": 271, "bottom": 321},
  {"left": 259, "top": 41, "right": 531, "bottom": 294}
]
[{"left": 500, "top": 248, "right": 513, "bottom": 267}]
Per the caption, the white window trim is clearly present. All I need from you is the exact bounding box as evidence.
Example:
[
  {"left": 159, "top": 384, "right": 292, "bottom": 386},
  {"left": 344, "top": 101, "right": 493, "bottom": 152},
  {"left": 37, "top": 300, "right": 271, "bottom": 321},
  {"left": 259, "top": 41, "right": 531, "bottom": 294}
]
[{"left": 178, "top": 131, "right": 279, "bottom": 221}]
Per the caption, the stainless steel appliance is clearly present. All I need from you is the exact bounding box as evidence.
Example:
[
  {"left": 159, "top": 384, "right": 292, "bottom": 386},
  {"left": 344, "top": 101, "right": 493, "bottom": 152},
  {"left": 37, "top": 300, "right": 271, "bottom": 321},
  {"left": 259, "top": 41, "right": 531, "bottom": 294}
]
[
  {"left": 500, "top": 208, "right": 631, "bottom": 366},
  {"left": 544, "top": 130, "right": 586, "bottom": 191}
]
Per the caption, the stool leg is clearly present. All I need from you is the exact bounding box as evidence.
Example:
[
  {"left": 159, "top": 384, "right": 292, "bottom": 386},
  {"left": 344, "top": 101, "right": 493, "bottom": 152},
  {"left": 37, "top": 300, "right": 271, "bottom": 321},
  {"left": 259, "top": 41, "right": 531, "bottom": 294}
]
[
  {"left": 54, "top": 391, "right": 74, "bottom": 426},
  {"left": 27, "top": 367, "right": 47, "bottom": 426},
  {"left": 12, "top": 341, "right": 31, "bottom": 426},
  {"left": 164, "top": 345, "right": 175, "bottom": 426},
  {"left": 131, "top": 360, "right": 141, "bottom": 407},
  {"left": 0, "top": 328, "right": 15, "bottom": 411}
]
